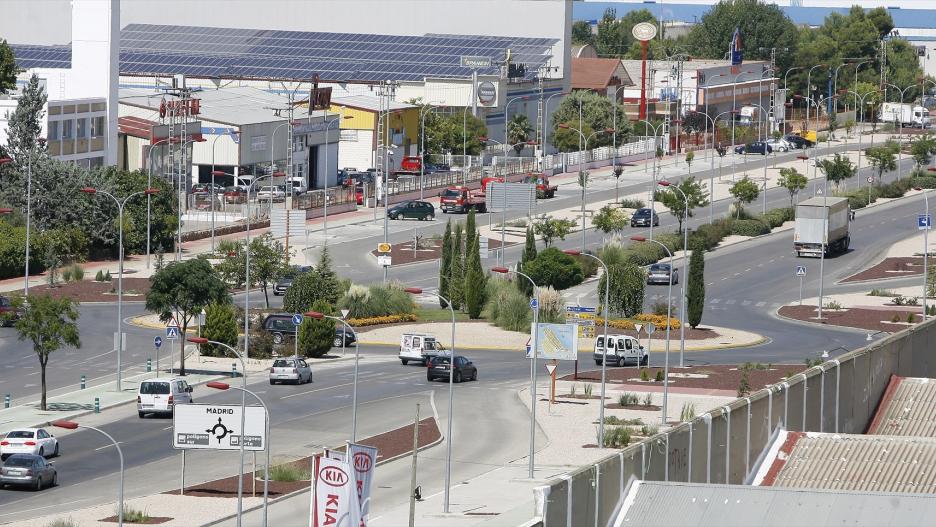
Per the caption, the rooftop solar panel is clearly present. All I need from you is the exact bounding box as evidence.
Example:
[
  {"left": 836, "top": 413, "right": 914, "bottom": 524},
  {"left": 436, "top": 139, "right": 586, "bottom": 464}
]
[{"left": 9, "top": 44, "right": 72, "bottom": 69}]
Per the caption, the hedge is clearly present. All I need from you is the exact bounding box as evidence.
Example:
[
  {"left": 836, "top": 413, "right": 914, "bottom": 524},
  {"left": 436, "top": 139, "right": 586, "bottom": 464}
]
[
  {"left": 730, "top": 219, "right": 771, "bottom": 237},
  {"left": 348, "top": 313, "right": 418, "bottom": 327}
]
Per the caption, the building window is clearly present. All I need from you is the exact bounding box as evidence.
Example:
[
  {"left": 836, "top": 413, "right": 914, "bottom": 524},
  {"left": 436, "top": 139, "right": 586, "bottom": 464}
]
[
  {"left": 48, "top": 121, "right": 59, "bottom": 141},
  {"left": 91, "top": 116, "right": 105, "bottom": 138},
  {"left": 89, "top": 157, "right": 104, "bottom": 168},
  {"left": 61, "top": 120, "right": 74, "bottom": 139},
  {"left": 77, "top": 118, "right": 88, "bottom": 139}
]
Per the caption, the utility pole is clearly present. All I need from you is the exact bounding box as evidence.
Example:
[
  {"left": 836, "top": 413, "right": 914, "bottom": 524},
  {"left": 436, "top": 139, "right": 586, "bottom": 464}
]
[
  {"left": 159, "top": 76, "right": 197, "bottom": 262},
  {"left": 371, "top": 80, "right": 399, "bottom": 283}
]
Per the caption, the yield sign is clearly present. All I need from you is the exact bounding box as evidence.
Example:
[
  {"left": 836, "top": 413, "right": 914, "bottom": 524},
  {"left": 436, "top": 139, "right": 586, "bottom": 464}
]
[{"left": 545, "top": 363, "right": 557, "bottom": 376}]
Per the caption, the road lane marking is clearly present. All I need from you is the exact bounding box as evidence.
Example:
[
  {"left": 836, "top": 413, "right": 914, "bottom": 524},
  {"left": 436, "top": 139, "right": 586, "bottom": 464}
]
[
  {"left": 279, "top": 382, "right": 354, "bottom": 399},
  {"left": 94, "top": 441, "right": 124, "bottom": 451},
  {"left": 756, "top": 301, "right": 766, "bottom": 307}
]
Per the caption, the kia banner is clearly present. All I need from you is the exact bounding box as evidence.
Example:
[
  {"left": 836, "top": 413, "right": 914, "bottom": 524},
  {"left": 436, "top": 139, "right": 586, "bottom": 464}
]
[
  {"left": 310, "top": 455, "right": 362, "bottom": 527},
  {"left": 348, "top": 443, "right": 378, "bottom": 519}
]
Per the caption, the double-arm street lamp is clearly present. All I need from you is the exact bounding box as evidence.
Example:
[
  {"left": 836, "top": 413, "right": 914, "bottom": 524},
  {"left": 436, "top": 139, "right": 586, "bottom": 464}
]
[
  {"left": 885, "top": 83, "right": 915, "bottom": 182},
  {"left": 210, "top": 131, "right": 241, "bottom": 251},
  {"left": 558, "top": 124, "right": 613, "bottom": 251},
  {"left": 52, "top": 420, "right": 124, "bottom": 526},
  {"left": 419, "top": 102, "right": 444, "bottom": 199},
  {"left": 656, "top": 180, "right": 689, "bottom": 367},
  {"left": 81, "top": 187, "right": 160, "bottom": 393},
  {"left": 305, "top": 311, "right": 360, "bottom": 440},
  {"left": 402, "top": 287, "right": 456, "bottom": 513}
]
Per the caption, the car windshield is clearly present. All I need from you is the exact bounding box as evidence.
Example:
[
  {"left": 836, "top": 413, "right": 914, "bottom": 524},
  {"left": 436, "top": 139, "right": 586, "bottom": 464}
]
[
  {"left": 139, "top": 382, "right": 170, "bottom": 395},
  {"left": 635, "top": 209, "right": 651, "bottom": 217},
  {"left": 4, "top": 456, "right": 35, "bottom": 467},
  {"left": 442, "top": 189, "right": 461, "bottom": 198},
  {"left": 650, "top": 264, "right": 669, "bottom": 272},
  {"left": 5, "top": 431, "right": 34, "bottom": 439},
  {"left": 273, "top": 359, "right": 295, "bottom": 368}
]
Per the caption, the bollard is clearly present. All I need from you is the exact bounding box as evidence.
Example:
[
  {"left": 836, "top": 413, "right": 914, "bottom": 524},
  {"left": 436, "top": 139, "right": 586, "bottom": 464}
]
[
  {"left": 232, "top": 363, "right": 238, "bottom": 379},
  {"left": 3, "top": 394, "right": 9, "bottom": 408},
  {"left": 94, "top": 397, "right": 100, "bottom": 414},
  {"left": 146, "top": 358, "right": 152, "bottom": 373},
  {"left": 80, "top": 375, "right": 86, "bottom": 389}
]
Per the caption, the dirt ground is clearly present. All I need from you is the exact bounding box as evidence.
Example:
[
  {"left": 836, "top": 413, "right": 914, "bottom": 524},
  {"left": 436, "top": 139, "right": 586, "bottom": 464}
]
[
  {"left": 842, "top": 257, "right": 924, "bottom": 283},
  {"left": 370, "top": 237, "right": 511, "bottom": 265},
  {"left": 26, "top": 278, "right": 151, "bottom": 303},
  {"left": 561, "top": 364, "right": 806, "bottom": 392},
  {"left": 778, "top": 304, "right": 921, "bottom": 332}
]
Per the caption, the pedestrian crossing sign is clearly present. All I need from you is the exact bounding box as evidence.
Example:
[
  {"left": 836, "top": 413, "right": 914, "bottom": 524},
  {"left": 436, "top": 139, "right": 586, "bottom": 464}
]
[
  {"left": 795, "top": 265, "right": 807, "bottom": 277},
  {"left": 166, "top": 325, "right": 180, "bottom": 340}
]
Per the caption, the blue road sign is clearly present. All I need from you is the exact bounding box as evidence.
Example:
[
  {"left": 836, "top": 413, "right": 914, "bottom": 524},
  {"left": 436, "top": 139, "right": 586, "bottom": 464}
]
[
  {"left": 166, "top": 326, "right": 180, "bottom": 340},
  {"left": 565, "top": 306, "right": 597, "bottom": 313},
  {"left": 154, "top": 336, "right": 163, "bottom": 349},
  {"left": 530, "top": 298, "right": 539, "bottom": 310},
  {"left": 919, "top": 214, "right": 932, "bottom": 230},
  {"left": 292, "top": 313, "right": 304, "bottom": 326},
  {"left": 795, "top": 265, "right": 807, "bottom": 277}
]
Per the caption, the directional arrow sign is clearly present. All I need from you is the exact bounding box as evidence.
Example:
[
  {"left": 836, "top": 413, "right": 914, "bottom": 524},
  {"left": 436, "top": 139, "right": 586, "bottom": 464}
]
[
  {"left": 545, "top": 363, "right": 557, "bottom": 376},
  {"left": 154, "top": 336, "right": 163, "bottom": 349},
  {"left": 530, "top": 298, "right": 539, "bottom": 310},
  {"left": 292, "top": 313, "right": 304, "bottom": 326}
]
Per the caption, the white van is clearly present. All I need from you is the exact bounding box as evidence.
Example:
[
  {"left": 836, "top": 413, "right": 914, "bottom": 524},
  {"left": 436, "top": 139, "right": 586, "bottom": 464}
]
[
  {"left": 594, "top": 335, "right": 647, "bottom": 367},
  {"left": 399, "top": 333, "right": 446, "bottom": 365},
  {"left": 137, "top": 377, "right": 193, "bottom": 418}
]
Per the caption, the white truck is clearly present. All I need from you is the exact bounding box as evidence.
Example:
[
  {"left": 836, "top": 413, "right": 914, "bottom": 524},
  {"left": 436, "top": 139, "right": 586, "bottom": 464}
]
[
  {"left": 793, "top": 196, "right": 851, "bottom": 258},
  {"left": 399, "top": 333, "right": 446, "bottom": 365},
  {"left": 593, "top": 335, "right": 648, "bottom": 367},
  {"left": 878, "top": 103, "right": 931, "bottom": 128}
]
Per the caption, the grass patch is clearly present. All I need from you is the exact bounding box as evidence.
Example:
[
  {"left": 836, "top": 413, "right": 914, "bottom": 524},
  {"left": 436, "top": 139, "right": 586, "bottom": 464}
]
[
  {"left": 269, "top": 463, "right": 311, "bottom": 482},
  {"left": 415, "top": 307, "right": 472, "bottom": 323},
  {"left": 45, "top": 520, "right": 79, "bottom": 527},
  {"left": 117, "top": 503, "right": 150, "bottom": 523}
]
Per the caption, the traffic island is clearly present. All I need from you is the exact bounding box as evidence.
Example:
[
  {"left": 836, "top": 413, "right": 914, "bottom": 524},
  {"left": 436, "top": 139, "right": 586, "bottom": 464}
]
[
  {"left": 842, "top": 256, "right": 926, "bottom": 283},
  {"left": 26, "top": 277, "right": 152, "bottom": 302},
  {"left": 560, "top": 364, "right": 805, "bottom": 394},
  {"left": 778, "top": 304, "right": 922, "bottom": 332},
  {"left": 369, "top": 237, "right": 512, "bottom": 266}
]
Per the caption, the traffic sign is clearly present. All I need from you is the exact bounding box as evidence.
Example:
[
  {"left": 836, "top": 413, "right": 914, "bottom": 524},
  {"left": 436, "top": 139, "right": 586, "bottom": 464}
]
[
  {"left": 867, "top": 176, "right": 874, "bottom": 183},
  {"left": 645, "top": 323, "right": 656, "bottom": 335},
  {"left": 377, "top": 242, "right": 391, "bottom": 254},
  {"left": 166, "top": 325, "right": 180, "bottom": 340},
  {"left": 377, "top": 255, "right": 392, "bottom": 267},
  {"left": 545, "top": 363, "right": 557, "bottom": 376},
  {"left": 172, "top": 403, "right": 267, "bottom": 451},
  {"left": 919, "top": 214, "right": 932, "bottom": 230},
  {"left": 154, "top": 336, "right": 163, "bottom": 349},
  {"left": 530, "top": 298, "right": 539, "bottom": 310},
  {"left": 795, "top": 265, "right": 807, "bottom": 277},
  {"left": 634, "top": 323, "right": 643, "bottom": 334},
  {"left": 292, "top": 313, "right": 304, "bottom": 326}
]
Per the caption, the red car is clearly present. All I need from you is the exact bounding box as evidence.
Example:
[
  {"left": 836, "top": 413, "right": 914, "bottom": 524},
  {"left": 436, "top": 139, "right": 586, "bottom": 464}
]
[{"left": 223, "top": 186, "right": 247, "bottom": 204}]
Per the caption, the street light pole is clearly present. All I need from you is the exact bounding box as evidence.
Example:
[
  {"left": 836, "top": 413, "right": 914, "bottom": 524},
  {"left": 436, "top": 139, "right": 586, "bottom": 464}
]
[
  {"left": 81, "top": 187, "right": 159, "bottom": 393},
  {"left": 188, "top": 337, "right": 248, "bottom": 527},
  {"left": 210, "top": 131, "right": 240, "bottom": 252},
  {"left": 307, "top": 312, "right": 359, "bottom": 440},
  {"left": 885, "top": 83, "right": 914, "bottom": 183},
  {"left": 656, "top": 181, "right": 689, "bottom": 367},
  {"left": 402, "top": 288, "right": 456, "bottom": 512},
  {"left": 418, "top": 102, "right": 443, "bottom": 200},
  {"left": 917, "top": 186, "right": 930, "bottom": 320},
  {"left": 146, "top": 137, "right": 173, "bottom": 267},
  {"left": 558, "top": 124, "right": 612, "bottom": 252},
  {"left": 52, "top": 420, "right": 124, "bottom": 526}
]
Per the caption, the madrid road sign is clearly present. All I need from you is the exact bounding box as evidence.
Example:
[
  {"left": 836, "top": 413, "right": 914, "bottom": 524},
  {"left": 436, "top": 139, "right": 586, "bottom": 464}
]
[{"left": 173, "top": 403, "right": 267, "bottom": 451}]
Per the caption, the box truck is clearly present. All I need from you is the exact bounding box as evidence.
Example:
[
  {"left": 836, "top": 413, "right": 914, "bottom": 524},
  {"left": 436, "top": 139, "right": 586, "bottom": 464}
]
[
  {"left": 793, "top": 196, "right": 851, "bottom": 257},
  {"left": 878, "top": 103, "right": 931, "bottom": 128}
]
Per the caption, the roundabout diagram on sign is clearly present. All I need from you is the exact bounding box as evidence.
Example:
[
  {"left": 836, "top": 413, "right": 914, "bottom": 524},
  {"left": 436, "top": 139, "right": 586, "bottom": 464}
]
[{"left": 206, "top": 417, "right": 234, "bottom": 444}]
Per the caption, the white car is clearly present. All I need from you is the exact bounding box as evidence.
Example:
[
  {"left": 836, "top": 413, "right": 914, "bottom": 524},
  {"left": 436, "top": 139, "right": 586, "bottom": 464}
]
[
  {"left": 256, "top": 185, "right": 287, "bottom": 202},
  {"left": 766, "top": 138, "right": 793, "bottom": 153},
  {"left": 137, "top": 377, "right": 193, "bottom": 418},
  {"left": 0, "top": 428, "right": 59, "bottom": 460}
]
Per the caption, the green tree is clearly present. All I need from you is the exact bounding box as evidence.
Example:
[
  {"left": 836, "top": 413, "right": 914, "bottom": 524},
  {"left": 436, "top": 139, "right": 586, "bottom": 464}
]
[
  {"left": 146, "top": 259, "right": 230, "bottom": 375},
  {"left": 865, "top": 145, "right": 897, "bottom": 184},
  {"left": 465, "top": 209, "right": 477, "bottom": 252},
  {"left": 12, "top": 294, "right": 80, "bottom": 411},
  {"left": 506, "top": 113, "right": 533, "bottom": 154},
  {"left": 423, "top": 112, "right": 488, "bottom": 156},
  {"left": 911, "top": 134, "right": 936, "bottom": 170},
  {"left": 687, "top": 0, "right": 798, "bottom": 70},
  {"left": 439, "top": 220, "right": 452, "bottom": 307},
  {"left": 550, "top": 90, "right": 630, "bottom": 150},
  {"left": 818, "top": 154, "right": 856, "bottom": 190},
  {"left": 524, "top": 248, "right": 584, "bottom": 291},
  {"left": 729, "top": 177, "right": 759, "bottom": 218},
  {"left": 464, "top": 225, "right": 485, "bottom": 319},
  {"left": 593, "top": 8, "right": 657, "bottom": 58},
  {"left": 0, "top": 39, "right": 18, "bottom": 94},
  {"left": 248, "top": 234, "right": 290, "bottom": 308},
  {"left": 571, "top": 21, "right": 594, "bottom": 46},
  {"left": 297, "top": 301, "right": 335, "bottom": 358},
  {"left": 777, "top": 167, "right": 807, "bottom": 208},
  {"left": 684, "top": 151, "right": 695, "bottom": 176},
  {"left": 657, "top": 177, "right": 708, "bottom": 234},
  {"left": 517, "top": 227, "right": 537, "bottom": 296},
  {"left": 686, "top": 244, "right": 705, "bottom": 328},
  {"left": 283, "top": 247, "right": 342, "bottom": 313},
  {"left": 598, "top": 263, "right": 645, "bottom": 317},
  {"left": 4, "top": 73, "right": 47, "bottom": 160},
  {"left": 449, "top": 223, "right": 464, "bottom": 310},
  {"left": 553, "top": 121, "right": 595, "bottom": 154},
  {"left": 201, "top": 302, "right": 239, "bottom": 357},
  {"left": 592, "top": 205, "right": 629, "bottom": 234},
  {"left": 533, "top": 216, "right": 576, "bottom": 247}
]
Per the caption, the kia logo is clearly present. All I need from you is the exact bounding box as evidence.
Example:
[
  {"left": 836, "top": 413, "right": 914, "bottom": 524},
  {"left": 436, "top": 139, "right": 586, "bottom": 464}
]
[
  {"left": 319, "top": 466, "right": 349, "bottom": 487},
  {"left": 354, "top": 452, "right": 373, "bottom": 472}
]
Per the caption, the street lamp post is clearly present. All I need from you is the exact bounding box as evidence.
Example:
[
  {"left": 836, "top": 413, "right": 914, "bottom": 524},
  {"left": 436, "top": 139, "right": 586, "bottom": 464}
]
[
  {"left": 630, "top": 235, "right": 673, "bottom": 425},
  {"left": 174, "top": 137, "right": 207, "bottom": 262},
  {"left": 558, "top": 124, "right": 612, "bottom": 252},
  {"left": 306, "top": 311, "right": 360, "bottom": 440},
  {"left": 323, "top": 114, "right": 352, "bottom": 239},
  {"left": 481, "top": 137, "right": 537, "bottom": 266},
  {"left": 639, "top": 119, "right": 666, "bottom": 239},
  {"left": 81, "top": 187, "right": 160, "bottom": 393},
  {"left": 916, "top": 185, "right": 931, "bottom": 320},
  {"left": 188, "top": 337, "right": 248, "bottom": 527},
  {"left": 146, "top": 137, "right": 174, "bottom": 267},
  {"left": 730, "top": 69, "right": 757, "bottom": 183},
  {"left": 243, "top": 173, "right": 273, "bottom": 366},
  {"left": 211, "top": 131, "right": 240, "bottom": 252},
  {"left": 206, "top": 380, "right": 271, "bottom": 527},
  {"left": 885, "top": 83, "right": 915, "bottom": 183},
  {"left": 402, "top": 288, "right": 456, "bottom": 512},
  {"left": 656, "top": 181, "right": 689, "bottom": 367},
  {"left": 542, "top": 92, "right": 567, "bottom": 171},
  {"left": 490, "top": 267, "right": 539, "bottom": 477},
  {"left": 418, "top": 102, "right": 443, "bottom": 199},
  {"left": 52, "top": 420, "right": 124, "bottom": 526}
]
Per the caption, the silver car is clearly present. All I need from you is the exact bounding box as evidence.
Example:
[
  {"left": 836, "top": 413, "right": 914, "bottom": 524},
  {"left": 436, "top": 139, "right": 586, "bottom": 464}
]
[
  {"left": 269, "top": 357, "right": 312, "bottom": 385},
  {"left": 0, "top": 454, "right": 57, "bottom": 490},
  {"left": 647, "top": 263, "right": 678, "bottom": 285}
]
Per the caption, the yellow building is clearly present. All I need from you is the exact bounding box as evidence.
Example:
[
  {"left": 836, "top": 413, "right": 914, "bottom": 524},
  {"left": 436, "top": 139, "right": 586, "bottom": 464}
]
[{"left": 327, "top": 96, "right": 419, "bottom": 171}]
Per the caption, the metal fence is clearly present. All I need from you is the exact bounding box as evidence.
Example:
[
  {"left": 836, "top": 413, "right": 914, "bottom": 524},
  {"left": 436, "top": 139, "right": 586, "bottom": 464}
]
[
  {"left": 293, "top": 185, "right": 356, "bottom": 210},
  {"left": 544, "top": 138, "right": 657, "bottom": 172},
  {"left": 535, "top": 319, "right": 936, "bottom": 527}
]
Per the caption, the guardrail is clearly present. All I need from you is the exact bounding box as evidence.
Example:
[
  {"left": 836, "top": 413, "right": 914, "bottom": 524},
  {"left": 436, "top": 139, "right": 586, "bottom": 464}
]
[{"left": 535, "top": 319, "right": 936, "bottom": 527}]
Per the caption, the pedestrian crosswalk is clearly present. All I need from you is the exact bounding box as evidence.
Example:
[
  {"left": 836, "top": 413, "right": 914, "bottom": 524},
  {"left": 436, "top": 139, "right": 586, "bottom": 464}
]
[
  {"left": 330, "top": 368, "right": 524, "bottom": 391},
  {"left": 645, "top": 293, "right": 784, "bottom": 309}
]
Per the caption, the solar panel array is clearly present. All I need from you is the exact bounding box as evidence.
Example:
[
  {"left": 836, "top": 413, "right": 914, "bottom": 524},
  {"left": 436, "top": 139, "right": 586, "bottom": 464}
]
[
  {"left": 9, "top": 44, "right": 71, "bottom": 69},
  {"left": 117, "top": 24, "right": 556, "bottom": 82}
]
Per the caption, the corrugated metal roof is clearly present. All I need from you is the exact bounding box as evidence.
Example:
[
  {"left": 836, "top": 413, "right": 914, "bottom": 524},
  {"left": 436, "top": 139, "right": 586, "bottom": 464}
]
[
  {"left": 331, "top": 96, "right": 414, "bottom": 113},
  {"left": 615, "top": 481, "right": 936, "bottom": 527},
  {"left": 770, "top": 433, "right": 936, "bottom": 494},
  {"left": 868, "top": 377, "right": 936, "bottom": 437}
]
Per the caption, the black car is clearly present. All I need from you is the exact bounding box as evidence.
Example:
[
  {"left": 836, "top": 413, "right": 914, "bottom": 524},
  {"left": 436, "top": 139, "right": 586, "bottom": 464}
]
[
  {"left": 424, "top": 162, "right": 450, "bottom": 174},
  {"left": 631, "top": 208, "right": 660, "bottom": 227},
  {"left": 734, "top": 141, "right": 772, "bottom": 155},
  {"left": 784, "top": 134, "right": 815, "bottom": 149},
  {"left": 273, "top": 266, "right": 313, "bottom": 296},
  {"left": 427, "top": 355, "right": 477, "bottom": 383},
  {"left": 261, "top": 313, "right": 356, "bottom": 347},
  {"left": 0, "top": 296, "right": 20, "bottom": 327},
  {"left": 388, "top": 200, "right": 435, "bottom": 221}
]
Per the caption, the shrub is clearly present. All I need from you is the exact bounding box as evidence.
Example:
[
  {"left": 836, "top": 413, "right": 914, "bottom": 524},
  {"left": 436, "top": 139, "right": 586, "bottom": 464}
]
[
  {"left": 45, "top": 519, "right": 79, "bottom": 527},
  {"left": 730, "top": 219, "right": 771, "bottom": 237},
  {"left": 69, "top": 264, "right": 84, "bottom": 281},
  {"left": 680, "top": 402, "right": 696, "bottom": 421},
  {"left": 338, "top": 282, "right": 416, "bottom": 319},
  {"left": 584, "top": 383, "right": 593, "bottom": 398},
  {"left": 737, "top": 370, "right": 751, "bottom": 397},
  {"left": 117, "top": 504, "right": 150, "bottom": 524},
  {"left": 650, "top": 301, "right": 676, "bottom": 316},
  {"left": 570, "top": 384, "right": 577, "bottom": 396},
  {"left": 297, "top": 301, "right": 336, "bottom": 358},
  {"left": 633, "top": 313, "right": 680, "bottom": 329},
  {"left": 483, "top": 277, "right": 531, "bottom": 332},
  {"left": 61, "top": 267, "right": 72, "bottom": 283},
  {"left": 537, "top": 286, "right": 566, "bottom": 324},
  {"left": 911, "top": 176, "right": 936, "bottom": 189},
  {"left": 347, "top": 313, "right": 417, "bottom": 327},
  {"left": 868, "top": 289, "right": 897, "bottom": 297},
  {"left": 249, "top": 332, "right": 275, "bottom": 359},
  {"left": 103, "top": 270, "right": 112, "bottom": 281},
  {"left": 270, "top": 463, "right": 311, "bottom": 481},
  {"left": 640, "top": 369, "right": 650, "bottom": 381},
  {"left": 654, "top": 370, "right": 664, "bottom": 382},
  {"left": 524, "top": 248, "right": 584, "bottom": 290},
  {"left": 642, "top": 393, "right": 653, "bottom": 407},
  {"left": 570, "top": 253, "right": 600, "bottom": 278},
  {"left": 908, "top": 312, "right": 917, "bottom": 323},
  {"left": 95, "top": 269, "right": 105, "bottom": 282},
  {"left": 639, "top": 425, "right": 659, "bottom": 437},
  {"left": 202, "top": 302, "right": 239, "bottom": 357},
  {"left": 618, "top": 393, "right": 639, "bottom": 406},
  {"left": 607, "top": 426, "right": 631, "bottom": 448},
  {"left": 690, "top": 221, "right": 732, "bottom": 251},
  {"left": 619, "top": 198, "right": 645, "bottom": 209},
  {"left": 824, "top": 300, "right": 843, "bottom": 310},
  {"left": 891, "top": 312, "right": 901, "bottom": 323}
]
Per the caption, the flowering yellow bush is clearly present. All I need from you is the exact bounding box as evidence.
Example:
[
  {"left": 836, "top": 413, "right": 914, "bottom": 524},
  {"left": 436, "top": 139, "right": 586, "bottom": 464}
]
[
  {"left": 348, "top": 314, "right": 418, "bottom": 327},
  {"left": 593, "top": 314, "right": 680, "bottom": 330}
]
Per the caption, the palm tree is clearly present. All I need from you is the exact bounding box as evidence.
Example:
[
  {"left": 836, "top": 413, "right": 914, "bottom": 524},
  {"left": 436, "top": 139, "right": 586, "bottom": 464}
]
[{"left": 507, "top": 114, "right": 534, "bottom": 154}]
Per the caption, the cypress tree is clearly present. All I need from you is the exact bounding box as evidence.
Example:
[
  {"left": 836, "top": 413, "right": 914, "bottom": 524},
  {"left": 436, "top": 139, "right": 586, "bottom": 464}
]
[
  {"left": 465, "top": 223, "right": 485, "bottom": 319},
  {"left": 517, "top": 227, "right": 537, "bottom": 296},
  {"left": 465, "top": 209, "right": 477, "bottom": 250},
  {"left": 449, "top": 223, "right": 464, "bottom": 310},
  {"left": 439, "top": 220, "right": 452, "bottom": 307},
  {"left": 687, "top": 243, "right": 706, "bottom": 328}
]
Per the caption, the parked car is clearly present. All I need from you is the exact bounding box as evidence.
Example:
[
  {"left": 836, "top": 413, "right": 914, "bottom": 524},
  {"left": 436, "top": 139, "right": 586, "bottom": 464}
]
[
  {"left": 0, "top": 296, "right": 21, "bottom": 326},
  {"left": 273, "top": 266, "right": 313, "bottom": 296},
  {"left": 784, "top": 134, "right": 815, "bottom": 149},
  {"left": 765, "top": 138, "right": 793, "bottom": 152},
  {"left": 224, "top": 186, "right": 248, "bottom": 204},
  {"left": 425, "top": 162, "right": 450, "bottom": 173},
  {"left": 631, "top": 208, "right": 659, "bottom": 227},
  {"left": 355, "top": 186, "right": 365, "bottom": 205},
  {"left": 426, "top": 355, "right": 477, "bottom": 382},
  {"left": 646, "top": 263, "right": 678, "bottom": 285},
  {"left": 0, "top": 454, "right": 56, "bottom": 490},
  {"left": 1, "top": 428, "right": 59, "bottom": 460},
  {"left": 388, "top": 200, "right": 435, "bottom": 221},
  {"left": 734, "top": 141, "right": 772, "bottom": 155},
  {"left": 257, "top": 185, "right": 287, "bottom": 202},
  {"left": 137, "top": 378, "right": 193, "bottom": 418},
  {"left": 261, "top": 313, "right": 356, "bottom": 347},
  {"left": 192, "top": 183, "right": 225, "bottom": 194},
  {"left": 269, "top": 357, "right": 312, "bottom": 385},
  {"left": 594, "top": 335, "right": 647, "bottom": 367}
]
